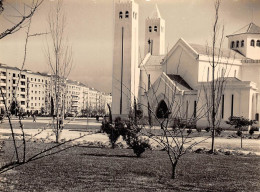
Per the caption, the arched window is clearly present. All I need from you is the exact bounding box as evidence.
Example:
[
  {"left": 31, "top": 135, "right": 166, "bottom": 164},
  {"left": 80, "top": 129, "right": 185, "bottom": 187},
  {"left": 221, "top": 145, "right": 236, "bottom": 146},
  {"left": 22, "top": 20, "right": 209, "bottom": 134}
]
[
  {"left": 251, "top": 39, "right": 255, "bottom": 46},
  {"left": 125, "top": 11, "right": 129, "bottom": 18},
  {"left": 154, "top": 26, "right": 157, "bottom": 32},
  {"left": 241, "top": 40, "right": 244, "bottom": 47},
  {"left": 236, "top": 41, "right": 239, "bottom": 48},
  {"left": 133, "top": 12, "right": 135, "bottom": 18},
  {"left": 119, "top": 11, "right": 123, "bottom": 19},
  {"left": 231, "top": 41, "right": 235, "bottom": 48},
  {"left": 149, "top": 26, "right": 152, "bottom": 32},
  {"left": 257, "top": 40, "right": 260, "bottom": 47}
]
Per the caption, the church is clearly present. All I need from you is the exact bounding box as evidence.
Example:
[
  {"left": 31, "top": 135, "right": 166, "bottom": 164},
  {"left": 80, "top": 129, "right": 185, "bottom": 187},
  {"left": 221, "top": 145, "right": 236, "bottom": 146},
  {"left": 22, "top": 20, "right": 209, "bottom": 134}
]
[{"left": 111, "top": 0, "right": 260, "bottom": 128}]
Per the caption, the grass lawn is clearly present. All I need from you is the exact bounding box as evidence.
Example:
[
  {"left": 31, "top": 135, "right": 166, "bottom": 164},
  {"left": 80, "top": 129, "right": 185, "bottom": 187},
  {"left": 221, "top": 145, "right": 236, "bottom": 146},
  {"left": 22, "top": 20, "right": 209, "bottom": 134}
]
[{"left": 0, "top": 141, "right": 259, "bottom": 192}]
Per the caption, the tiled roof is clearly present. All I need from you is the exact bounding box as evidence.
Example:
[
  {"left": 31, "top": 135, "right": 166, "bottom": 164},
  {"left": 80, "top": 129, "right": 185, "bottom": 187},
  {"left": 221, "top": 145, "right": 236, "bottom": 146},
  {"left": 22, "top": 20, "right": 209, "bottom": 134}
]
[
  {"left": 167, "top": 74, "right": 193, "bottom": 90},
  {"left": 228, "top": 22, "right": 260, "bottom": 36},
  {"left": 189, "top": 43, "right": 246, "bottom": 59},
  {"left": 144, "top": 55, "right": 165, "bottom": 66}
]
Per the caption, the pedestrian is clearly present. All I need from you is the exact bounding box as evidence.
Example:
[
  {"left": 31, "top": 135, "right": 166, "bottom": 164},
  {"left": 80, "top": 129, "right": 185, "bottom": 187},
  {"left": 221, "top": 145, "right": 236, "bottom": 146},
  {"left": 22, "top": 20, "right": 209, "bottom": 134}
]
[{"left": 33, "top": 114, "right": 36, "bottom": 122}]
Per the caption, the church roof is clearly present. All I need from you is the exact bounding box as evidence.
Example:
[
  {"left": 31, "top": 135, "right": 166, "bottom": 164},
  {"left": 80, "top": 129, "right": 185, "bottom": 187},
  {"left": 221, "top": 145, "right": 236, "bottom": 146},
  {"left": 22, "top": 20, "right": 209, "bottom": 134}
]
[
  {"left": 166, "top": 74, "right": 193, "bottom": 90},
  {"left": 189, "top": 43, "right": 246, "bottom": 59},
  {"left": 144, "top": 55, "right": 165, "bottom": 66},
  {"left": 227, "top": 22, "right": 260, "bottom": 36},
  {"left": 150, "top": 4, "right": 162, "bottom": 19}
]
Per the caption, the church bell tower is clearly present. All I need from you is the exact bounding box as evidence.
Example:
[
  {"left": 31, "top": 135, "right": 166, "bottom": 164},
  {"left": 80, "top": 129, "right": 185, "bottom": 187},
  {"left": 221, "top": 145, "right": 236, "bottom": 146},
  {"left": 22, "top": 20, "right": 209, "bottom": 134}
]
[
  {"left": 144, "top": 4, "right": 165, "bottom": 56},
  {"left": 112, "top": 0, "right": 139, "bottom": 119}
]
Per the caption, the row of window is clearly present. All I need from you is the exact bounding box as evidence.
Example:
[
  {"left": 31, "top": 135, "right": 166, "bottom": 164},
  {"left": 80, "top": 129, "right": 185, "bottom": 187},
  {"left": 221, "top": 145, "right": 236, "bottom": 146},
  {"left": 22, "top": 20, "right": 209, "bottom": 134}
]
[
  {"left": 31, "top": 97, "right": 45, "bottom": 101},
  {"left": 231, "top": 39, "right": 260, "bottom": 48},
  {"left": 119, "top": 11, "right": 137, "bottom": 19}
]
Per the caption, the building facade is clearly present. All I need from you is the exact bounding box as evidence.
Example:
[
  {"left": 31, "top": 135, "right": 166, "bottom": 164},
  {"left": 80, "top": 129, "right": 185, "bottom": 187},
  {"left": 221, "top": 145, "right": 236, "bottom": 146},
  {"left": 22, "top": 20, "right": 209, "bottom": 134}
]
[
  {"left": 111, "top": 0, "right": 260, "bottom": 128},
  {"left": 0, "top": 64, "right": 112, "bottom": 116}
]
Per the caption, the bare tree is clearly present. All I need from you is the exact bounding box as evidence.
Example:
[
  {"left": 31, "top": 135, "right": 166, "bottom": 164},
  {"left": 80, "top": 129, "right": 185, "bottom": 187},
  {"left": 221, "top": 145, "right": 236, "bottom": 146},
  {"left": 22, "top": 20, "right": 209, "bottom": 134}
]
[
  {"left": 0, "top": 0, "right": 44, "bottom": 40},
  {"left": 0, "top": 0, "right": 84, "bottom": 175},
  {"left": 203, "top": 0, "right": 236, "bottom": 152},
  {"left": 45, "top": 0, "right": 73, "bottom": 143}
]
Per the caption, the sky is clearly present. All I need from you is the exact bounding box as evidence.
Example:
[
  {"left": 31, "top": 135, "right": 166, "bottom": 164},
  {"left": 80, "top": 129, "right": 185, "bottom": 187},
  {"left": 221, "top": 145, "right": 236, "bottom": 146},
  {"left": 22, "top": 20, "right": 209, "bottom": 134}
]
[{"left": 0, "top": 0, "right": 260, "bottom": 93}]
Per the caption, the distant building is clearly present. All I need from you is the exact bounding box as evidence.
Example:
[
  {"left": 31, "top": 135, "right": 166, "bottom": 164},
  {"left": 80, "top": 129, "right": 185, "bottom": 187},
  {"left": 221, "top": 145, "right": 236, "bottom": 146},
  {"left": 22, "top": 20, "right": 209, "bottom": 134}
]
[{"left": 0, "top": 64, "right": 112, "bottom": 115}]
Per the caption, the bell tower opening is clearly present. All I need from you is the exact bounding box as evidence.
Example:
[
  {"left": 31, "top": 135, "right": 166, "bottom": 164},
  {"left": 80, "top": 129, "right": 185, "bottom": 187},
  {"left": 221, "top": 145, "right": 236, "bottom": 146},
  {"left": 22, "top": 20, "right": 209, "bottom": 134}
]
[{"left": 144, "top": 4, "right": 165, "bottom": 56}]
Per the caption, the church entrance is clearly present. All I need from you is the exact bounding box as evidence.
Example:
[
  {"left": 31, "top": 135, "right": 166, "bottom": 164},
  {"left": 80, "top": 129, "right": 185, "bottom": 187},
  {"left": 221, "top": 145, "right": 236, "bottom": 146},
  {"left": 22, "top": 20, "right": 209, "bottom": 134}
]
[{"left": 156, "top": 100, "right": 169, "bottom": 118}]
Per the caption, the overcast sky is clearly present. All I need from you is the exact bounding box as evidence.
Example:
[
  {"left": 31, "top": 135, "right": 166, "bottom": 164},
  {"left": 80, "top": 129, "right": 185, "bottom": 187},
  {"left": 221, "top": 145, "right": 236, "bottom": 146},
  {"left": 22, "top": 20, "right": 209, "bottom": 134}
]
[{"left": 0, "top": 0, "right": 260, "bottom": 93}]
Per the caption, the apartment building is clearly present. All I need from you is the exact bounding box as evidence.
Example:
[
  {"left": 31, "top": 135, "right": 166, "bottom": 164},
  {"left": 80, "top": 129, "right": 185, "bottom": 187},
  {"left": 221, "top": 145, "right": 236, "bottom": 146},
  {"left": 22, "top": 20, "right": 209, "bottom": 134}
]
[{"left": 0, "top": 63, "right": 112, "bottom": 115}]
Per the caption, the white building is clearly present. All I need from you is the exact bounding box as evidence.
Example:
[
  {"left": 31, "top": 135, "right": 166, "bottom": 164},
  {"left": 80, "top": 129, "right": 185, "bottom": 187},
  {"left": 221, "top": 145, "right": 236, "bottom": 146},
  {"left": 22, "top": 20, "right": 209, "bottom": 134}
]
[
  {"left": 0, "top": 64, "right": 112, "bottom": 116},
  {"left": 111, "top": 0, "right": 260, "bottom": 128}
]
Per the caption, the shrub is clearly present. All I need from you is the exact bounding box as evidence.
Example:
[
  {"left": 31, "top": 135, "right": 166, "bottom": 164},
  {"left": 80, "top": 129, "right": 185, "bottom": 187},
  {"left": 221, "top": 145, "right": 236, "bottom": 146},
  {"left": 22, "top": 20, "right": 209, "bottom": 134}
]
[
  {"left": 130, "top": 138, "right": 151, "bottom": 157},
  {"left": 215, "top": 127, "right": 223, "bottom": 135},
  {"left": 236, "top": 130, "right": 242, "bottom": 137},
  {"left": 249, "top": 129, "right": 254, "bottom": 135},
  {"left": 205, "top": 127, "right": 210, "bottom": 132},
  {"left": 196, "top": 127, "right": 202, "bottom": 132},
  {"left": 101, "top": 117, "right": 124, "bottom": 148},
  {"left": 187, "top": 129, "right": 192, "bottom": 134},
  {"left": 101, "top": 117, "right": 151, "bottom": 157}
]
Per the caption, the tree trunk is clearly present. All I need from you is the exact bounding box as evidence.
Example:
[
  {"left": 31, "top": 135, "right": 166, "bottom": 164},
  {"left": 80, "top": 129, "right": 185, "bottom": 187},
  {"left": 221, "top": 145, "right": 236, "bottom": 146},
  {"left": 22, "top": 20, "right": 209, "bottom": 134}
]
[
  {"left": 210, "top": 128, "right": 215, "bottom": 153},
  {"left": 171, "top": 160, "right": 178, "bottom": 179},
  {"left": 241, "top": 134, "right": 243, "bottom": 148}
]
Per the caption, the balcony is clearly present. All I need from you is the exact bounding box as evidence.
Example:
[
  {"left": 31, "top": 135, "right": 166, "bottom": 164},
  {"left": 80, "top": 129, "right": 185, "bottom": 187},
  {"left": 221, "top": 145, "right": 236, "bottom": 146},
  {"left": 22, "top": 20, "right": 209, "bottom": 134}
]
[
  {"left": 0, "top": 75, "right": 6, "bottom": 79},
  {"left": 71, "top": 102, "right": 79, "bottom": 107},
  {"left": 71, "top": 97, "right": 79, "bottom": 101}
]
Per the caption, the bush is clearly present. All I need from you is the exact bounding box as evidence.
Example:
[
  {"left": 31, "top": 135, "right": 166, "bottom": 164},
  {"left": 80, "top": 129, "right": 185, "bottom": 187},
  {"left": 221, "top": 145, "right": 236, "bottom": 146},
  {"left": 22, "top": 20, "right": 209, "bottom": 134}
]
[
  {"left": 205, "top": 127, "right": 210, "bottom": 132},
  {"left": 236, "top": 130, "right": 242, "bottom": 137},
  {"left": 187, "top": 129, "right": 192, "bottom": 134},
  {"left": 196, "top": 127, "right": 202, "bottom": 132},
  {"left": 249, "top": 126, "right": 258, "bottom": 135},
  {"left": 130, "top": 138, "right": 151, "bottom": 157},
  {"left": 216, "top": 127, "right": 223, "bottom": 135},
  {"left": 101, "top": 117, "right": 151, "bottom": 157},
  {"left": 101, "top": 117, "right": 124, "bottom": 148}
]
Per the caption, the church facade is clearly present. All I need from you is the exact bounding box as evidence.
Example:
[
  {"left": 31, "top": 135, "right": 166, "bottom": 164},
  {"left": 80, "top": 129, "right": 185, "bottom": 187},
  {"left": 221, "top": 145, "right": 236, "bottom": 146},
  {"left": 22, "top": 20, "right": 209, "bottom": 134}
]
[{"left": 112, "top": 0, "right": 260, "bottom": 128}]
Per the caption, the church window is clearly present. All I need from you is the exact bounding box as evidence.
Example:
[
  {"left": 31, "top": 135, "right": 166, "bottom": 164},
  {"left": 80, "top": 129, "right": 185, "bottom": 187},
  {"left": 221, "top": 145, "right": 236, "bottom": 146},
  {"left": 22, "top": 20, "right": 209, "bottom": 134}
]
[
  {"left": 234, "top": 70, "right": 237, "bottom": 78},
  {"left": 221, "top": 95, "right": 225, "bottom": 119},
  {"left": 241, "top": 40, "right": 244, "bottom": 47},
  {"left": 231, "top": 94, "right": 234, "bottom": 117},
  {"left": 250, "top": 40, "right": 255, "bottom": 46},
  {"left": 194, "top": 101, "right": 197, "bottom": 118},
  {"left": 154, "top": 26, "right": 157, "bottom": 32},
  {"left": 257, "top": 40, "right": 260, "bottom": 47},
  {"left": 236, "top": 41, "right": 239, "bottom": 48},
  {"left": 133, "top": 12, "right": 135, "bottom": 18},
  {"left": 119, "top": 11, "right": 123, "bottom": 19},
  {"left": 231, "top": 41, "right": 235, "bottom": 48},
  {"left": 149, "top": 26, "right": 152, "bottom": 32},
  {"left": 125, "top": 11, "right": 129, "bottom": 18}
]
